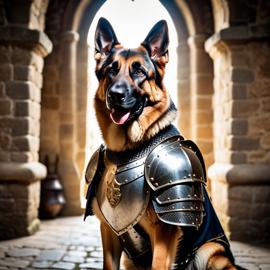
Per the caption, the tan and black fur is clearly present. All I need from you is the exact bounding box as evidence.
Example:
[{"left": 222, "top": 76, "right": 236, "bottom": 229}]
[{"left": 90, "top": 17, "right": 241, "bottom": 270}]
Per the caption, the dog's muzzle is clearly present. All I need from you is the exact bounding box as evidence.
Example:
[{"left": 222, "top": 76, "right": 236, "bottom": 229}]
[{"left": 106, "top": 83, "right": 146, "bottom": 125}]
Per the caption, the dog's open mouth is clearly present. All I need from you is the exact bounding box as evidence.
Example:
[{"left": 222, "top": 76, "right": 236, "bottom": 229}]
[
  {"left": 110, "top": 108, "right": 131, "bottom": 125},
  {"left": 109, "top": 98, "right": 146, "bottom": 125}
]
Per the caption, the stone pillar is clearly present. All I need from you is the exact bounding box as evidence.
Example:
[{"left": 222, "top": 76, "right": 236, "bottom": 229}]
[
  {"left": 188, "top": 35, "right": 214, "bottom": 169},
  {"left": 58, "top": 31, "right": 82, "bottom": 216},
  {"left": 205, "top": 24, "right": 270, "bottom": 240},
  {"left": 177, "top": 41, "right": 191, "bottom": 138},
  {"left": 0, "top": 24, "right": 52, "bottom": 238}
]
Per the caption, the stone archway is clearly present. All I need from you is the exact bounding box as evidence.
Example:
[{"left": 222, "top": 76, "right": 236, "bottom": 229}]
[
  {"left": 41, "top": 0, "right": 216, "bottom": 217},
  {"left": 1, "top": 0, "right": 269, "bottom": 241}
]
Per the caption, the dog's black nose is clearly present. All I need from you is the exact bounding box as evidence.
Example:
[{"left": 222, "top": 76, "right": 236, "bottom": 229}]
[{"left": 107, "top": 83, "right": 127, "bottom": 103}]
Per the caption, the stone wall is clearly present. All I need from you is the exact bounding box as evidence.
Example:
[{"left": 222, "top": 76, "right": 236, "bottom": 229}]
[
  {"left": 0, "top": 0, "right": 51, "bottom": 239},
  {"left": 206, "top": 23, "right": 270, "bottom": 240}
]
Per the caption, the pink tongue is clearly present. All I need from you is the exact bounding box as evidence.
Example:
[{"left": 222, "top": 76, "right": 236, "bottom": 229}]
[{"left": 110, "top": 111, "right": 130, "bottom": 125}]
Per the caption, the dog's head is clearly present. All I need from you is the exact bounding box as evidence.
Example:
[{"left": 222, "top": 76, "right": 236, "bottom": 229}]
[{"left": 94, "top": 18, "right": 176, "bottom": 151}]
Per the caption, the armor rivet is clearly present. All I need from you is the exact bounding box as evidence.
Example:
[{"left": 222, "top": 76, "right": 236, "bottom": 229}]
[
  {"left": 167, "top": 197, "right": 170, "bottom": 200},
  {"left": 189, "top": 146, "right": 192, "bottom": 149},
  {"left": 188, "top": 174, "right": 191, "bottom": 177},
  {"left": 191, "top": 206, "right": 193, "bottom": 209},
  {"left": 155, "top": 183, "right": 159, "bottom": 187},
  {"left": 172, "top": 206, "right": 175, "bottom": 209},
  {"left": 193, "top": 174, "right": 195, "bottom": 177},
  {"left": 192, "top": 222, "right": 195, "bottom": 225},
  {"left": 116, "top": 169, "right": 119, "bottom": 172},
  {"left": 188, "top": 195, "right": 191, "bottom": 198},
  {"left": 194, "top": 194, "right": 197, "bottom": 197},
  {"left": 147, "top": 164, "right": 150, "bottom": 168},
  {"left": 150, "top": 177, "right": 154, "bottom": 181},
  {"left": 125, "top": 179, "right": 128, "bottom": 183},
  {"left": 184, "top": 176, "right": 186, "bottom": 179}
]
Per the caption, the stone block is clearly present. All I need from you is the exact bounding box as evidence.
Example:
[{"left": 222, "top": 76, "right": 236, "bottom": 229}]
[
  {"left": 229, "top": 185, "right": 252, "bottom": 202},
  {"left": 195, "top": 111, "right": 213, "bottom": 125},
  {"left": 262, "top": 97, "right": 270, "bottom": 112},
  {"left": 0, "top": 64, "right": 13, "bottom": 81},
  {"left": 249, "top": 115, "right": 270, "bottom": 132},
  {"left": 11, "top": 151, "right": 32, "bottom": 162},
  {"left": 261, "top": 134, "right": 270, "bottom": 149},
  {"left": 228, "top": 200, "right": 251, "bottom": 219},
  {"left": 11, "top": 118, "right": 30, "bottom": 136},
  {"left": 14, "top": 65, "right": 34, "bottom": 81},
  {"left": 196, "top": 125, "right": 213, "bottom": 139},
  {"left": 230, "top": 50, "right": 250, "bottom": 67},
  {"left": 0, "top": 46, "right": 11, "bottom": 64},
  {"left": 0, "top": 181, "right": 41, "bottom": 240},
  {"left": 230, "top": 100, "right": 260, "bottom": 118},
  {"left": 42, "top": 96, "right": 59, "bottom": 110},
  {"left": 252, "top": 186, "right": 270, "bottom": 204},
  {"left": 229, "top": 152, "right": 247, "bottom": 164},
  {"left": 6, "top": 81, "right": 33, "bottom": 100},
  {"left": 228, "top": 136, "right": 259, "bottom": 151},
  {"left": 250, "top": 203, "right": 270, "bottom": 221},
  {"left": 0, "top": 100, "right": 12, "bottom": 116},
  {"left": 229, "top": 119, "right": 248, "bottom": 135},
  {"left": 15, "top": 100, "right": 30, "bottom": 116},
  {"left": 230, "top": 83, "right": 247, "bottom": 99},
  {"left": 60, "top": 124, "right": 74, "bottom": 140},
  {"left": 231, "top": 68, "right": 255, "bottom": 83},
  {"left": 12, "top": 136, "right": 37, "bottom": 151},
  {"left": 192, "top": 74, "right": 214, "bottom": 95},
  {"left": 248, "top": 81, "right": 270, "bottom": 98},
  {"left": 196, "top": 96, "right": 212, "bottom": 110}
]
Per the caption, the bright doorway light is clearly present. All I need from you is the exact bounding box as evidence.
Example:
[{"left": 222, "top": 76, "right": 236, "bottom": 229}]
[{"left": 81, "top": 0, "right": 178, "bottom": 207}]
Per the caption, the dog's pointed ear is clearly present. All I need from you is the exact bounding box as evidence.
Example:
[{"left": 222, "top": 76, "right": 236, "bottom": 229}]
[
  {"left": 141, "top": 20, "right": 169, "bottom": 62},
  {"left": 95, "top": 17, "right": 119, "bottom": 59}
]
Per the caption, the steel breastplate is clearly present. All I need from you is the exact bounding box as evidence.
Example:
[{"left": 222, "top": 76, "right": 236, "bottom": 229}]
[{"left": 96, "top": 154, "right": 150, "bottom": 236}]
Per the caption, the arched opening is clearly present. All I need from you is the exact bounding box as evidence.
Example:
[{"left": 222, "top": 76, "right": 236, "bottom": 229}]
[
  {"left": 82, "top": 0, "right": 179, "bottom": 206},
  {"left": 41, "top": 0, "right": 215, "bottom": 216}
]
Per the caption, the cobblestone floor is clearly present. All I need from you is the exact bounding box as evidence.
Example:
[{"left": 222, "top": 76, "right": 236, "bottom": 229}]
[{"left": 0, "top": 216, "right": 269, "bottom": 270}]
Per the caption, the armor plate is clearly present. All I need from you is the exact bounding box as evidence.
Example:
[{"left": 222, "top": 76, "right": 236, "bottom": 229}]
[
  {"left": 96, "top": 154, "right": 150, "bottom": 235},
  {"left": 85, "top": 144, "right": 105, "bottom": 184},
  {"left": 145, "top": 136, "right": 206, "bottom": 229}
]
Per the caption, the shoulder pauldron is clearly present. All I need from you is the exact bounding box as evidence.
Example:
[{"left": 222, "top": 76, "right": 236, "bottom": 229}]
[{"left": 145, "top": 136, "right": 206, "bottom": 229}]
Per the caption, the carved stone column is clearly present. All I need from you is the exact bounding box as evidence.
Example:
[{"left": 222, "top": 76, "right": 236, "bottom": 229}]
[{"left": 205, "top": 24, "right": 270, "bottom": 240}]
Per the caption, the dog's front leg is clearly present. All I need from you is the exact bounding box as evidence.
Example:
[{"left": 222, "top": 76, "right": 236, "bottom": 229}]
[
  {"left": 151, "top": 223, "right": 180, "bottom": 270},
  {"left": 101, "top": 222, "right": 122, "bottom": 270}
]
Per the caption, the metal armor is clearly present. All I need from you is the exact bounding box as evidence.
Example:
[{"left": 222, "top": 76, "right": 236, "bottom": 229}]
[
  {"left": 145, "top": 136, "right": 206, "bottom": 229},
  {"left": 84, "top": 132, "right": 209, "bottom": 260}
]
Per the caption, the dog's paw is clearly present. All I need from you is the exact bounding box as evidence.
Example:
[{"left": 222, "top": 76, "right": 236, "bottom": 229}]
[{"left": 128, "top": 120, "right": 144, "bottom": 142}]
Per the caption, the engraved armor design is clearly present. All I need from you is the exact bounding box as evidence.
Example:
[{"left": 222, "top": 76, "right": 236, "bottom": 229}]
[
  {"left": 96, "top": 154, "right": 150, "bottom": 236},
  {"left": 145, "top": 136, "right": 206, "bottom": 229}
]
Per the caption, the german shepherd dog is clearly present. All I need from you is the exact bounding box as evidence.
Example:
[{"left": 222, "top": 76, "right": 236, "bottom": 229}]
[{"left": 85, "top": 17, "right": 241, "bottom": 270}]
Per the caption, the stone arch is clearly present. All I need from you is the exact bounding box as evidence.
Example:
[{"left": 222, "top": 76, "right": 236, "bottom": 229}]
[{"left": 41, "top": 0, "right": 215, "bottom": 215}]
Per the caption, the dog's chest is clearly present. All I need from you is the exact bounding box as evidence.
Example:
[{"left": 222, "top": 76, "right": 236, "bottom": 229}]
[{"left": 95, "top": 155, "right": 150, "bottom": 235}]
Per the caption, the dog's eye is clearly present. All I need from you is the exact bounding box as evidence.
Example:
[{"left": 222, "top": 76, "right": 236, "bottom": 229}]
[
  {"left": 133, "top": 68, "right": 145, "bottom": 77},
  {"left": 108, "top": 67, "right": 118, "bottom": 77}
]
